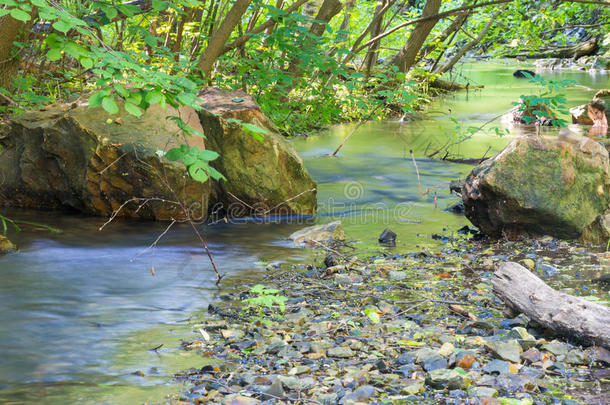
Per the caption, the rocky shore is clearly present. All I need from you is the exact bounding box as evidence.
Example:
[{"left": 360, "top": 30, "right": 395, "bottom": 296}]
[{"left": 173, "top": 235, "right": 609, "bottom": 405}]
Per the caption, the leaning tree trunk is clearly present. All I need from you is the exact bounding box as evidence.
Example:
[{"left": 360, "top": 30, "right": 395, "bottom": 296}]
[
  {"left": 435, "top": 6, "right": 503, "bottom": 74},
  {"left": 0, "top": 15, "right": 33, "bottom": 90},
  {"left": 196, "top": 0, "right": 252, "bottom": 79},
  {"left": 390, "top": 0, "right": 442, "bottom": 74},
  {"left": 512, "top": 36, "right": 600, "bottom": 59},
  {"left": 493, "top": 262, "right": 610, "bottom": 348}
]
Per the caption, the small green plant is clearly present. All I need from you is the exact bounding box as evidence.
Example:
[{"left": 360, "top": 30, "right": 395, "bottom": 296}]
[
  {"left": 241, "top": 284, "right": 288, "bottom": 324},
  {"left": 515, "top": 72, "right": 573, "bottom": 127}
]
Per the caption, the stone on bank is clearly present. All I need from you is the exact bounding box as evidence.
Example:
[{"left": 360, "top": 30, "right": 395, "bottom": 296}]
[{"left": 0, "top": 88, "right": 316, "bottom": 220}]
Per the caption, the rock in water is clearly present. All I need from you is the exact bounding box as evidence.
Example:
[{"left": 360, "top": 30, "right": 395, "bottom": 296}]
[
  {"left": 513, "top": 69, "right": 536, "bottom": 78},
  {"left": 378, "top": 228, "right": 397, "bottom": 246},
  {"left": 462, "top": 131, "right": 610, "bottom": 241},
  {"left": 289, "top": 221, "right": 345, "bottom": 245},
  {"left": 197, "top": 88, "right": 317, "bottom": 217},
  {"left": 0, "top": 235, "right": 16, "bottom": 254}
]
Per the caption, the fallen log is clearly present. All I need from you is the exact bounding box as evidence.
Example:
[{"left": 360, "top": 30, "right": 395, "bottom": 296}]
[{"left": 493, "top": 262, "right": 610, "bottom": 348}]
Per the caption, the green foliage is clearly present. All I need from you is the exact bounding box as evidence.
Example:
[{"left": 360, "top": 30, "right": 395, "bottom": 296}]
[
  {"left": 241, "top": 284, "right": 288, "bottom": 323},
  {"left": 515, "top": 74, "right": 573, "bottom": 128},
  {"left": 164, "top": 144, "right": 225, "bottom": 183}
]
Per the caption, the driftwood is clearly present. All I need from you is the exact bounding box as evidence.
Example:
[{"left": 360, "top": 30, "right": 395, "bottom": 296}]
[{"left": 493, "top": 262, "right": 610, "bottom": 348}]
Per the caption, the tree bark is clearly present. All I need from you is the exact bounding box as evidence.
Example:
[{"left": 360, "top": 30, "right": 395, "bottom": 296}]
[
  {"left": 196, "top": 0, "right": 253, "bottom": 79},
  {"left": 435, "top": 6, "right": 502, "bottom": 74},
  {"left": 493, "top": 262, "right": 610, "bottom": 348},
  {"left": 390, "top": 0, "right": 442, "bottom": 74}
]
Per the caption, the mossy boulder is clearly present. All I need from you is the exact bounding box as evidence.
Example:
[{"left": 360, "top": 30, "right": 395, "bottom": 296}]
[
  {"left": 0, "top": 100, "right": 209, "bottom": 220},
  {"left": 0, "top": 88, "right": 317, "bottom": 220},
  {"left": 462, "top": 130, "right": 610, "bottom": 240},
  {"left": 197, "top": 88, "right": 317, "bottom": 217}
]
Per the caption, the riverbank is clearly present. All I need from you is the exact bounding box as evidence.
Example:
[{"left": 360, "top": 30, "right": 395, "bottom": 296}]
[{"left": 174, "top": 235, "right": 609, "bottom": 404}]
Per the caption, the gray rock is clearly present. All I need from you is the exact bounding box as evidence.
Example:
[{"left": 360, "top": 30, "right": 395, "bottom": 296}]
[
  {"left": 468, "top": 386, "right": 498, "bottom": 398},
  {"left": 264, "top": 378, "right": 285, "bottom": 398},
  {"left": 327, "top": 346, "right": 355, "bottom": 358},
  {"left": 425, "top": 368, "right": 465, "bottom": 390},
  {"left": 565, "top": 349, "right": 587, "bottom": 365},
  {"left": 340, "top": 385, "right": 375, "bottom": 403},
  {"left": 484, "top": 339, "right": 522, "bottom": 363},
  {"left": 415, "top": 348, "right": 447, "bottom": 371},
  {"left": 483, "top": 359, "right": 511, "bottom": 374},
  {"left": 542, "top": 341, "right": 570, "bottom": 356},
  {"left": 289, "top": 221, "right": 345, "bottom": 244},
  {"left": 389, "top": 271, "right": 406, "bottom": 281}
]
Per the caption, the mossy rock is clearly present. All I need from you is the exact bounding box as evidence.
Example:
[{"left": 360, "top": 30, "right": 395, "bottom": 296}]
[
  {"left": 0, "top": 235, "right": 16, "bottom": 254},
  {"left": 463, "top": 130, "right": 610, "bottom": 240}
]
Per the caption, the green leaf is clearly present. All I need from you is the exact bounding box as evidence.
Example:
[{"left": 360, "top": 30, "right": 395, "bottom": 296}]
[
  {"left": 52, "top": 20, "right": 73, "bottom": 34},
  {"left": 165, "top": 148, "right": 184, "bottom": 161},
  {"left": 188, "top": 161, "right": 209, "bottom": 183},
  {"left": 198, "top": 150, "right": 219, "bottom": 162},
  {"left": 88, "top": 90, "right": 107, "bottom": 107},
  {"left": 9, "top": 8, "right": 30, "bottom": 22},
  {"left": 206, "top": 165, "right": 226, "bottom": 181},
  {"left": 80, "top": 57, "right": 93, "bottom": 70},
  {"left": 124, "top": 102, "right": 142, "bottom": 117},
  {"left": 145, "top": 89, "right": 163, "bottom": 105},
  {"left": 101, "top": 97, "right": 119, "bottom": 115},
  {"left": 47, "top": 48, "right": 62, "bottom": 61}
]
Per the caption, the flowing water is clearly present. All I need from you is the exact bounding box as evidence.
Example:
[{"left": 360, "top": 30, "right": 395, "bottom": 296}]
[{"left": 0, "top": 61, "right": 608, "bottom": 404}]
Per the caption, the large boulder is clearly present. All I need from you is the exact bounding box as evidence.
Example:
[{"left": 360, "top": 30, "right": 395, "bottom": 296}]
[
  {"left": 462, "top": 131, "right": 610, "bottom": 240},
  {"left": 0, "top": 101, "right": 209, "bottom": 220},
  {"left": 0, "top": 89, "right": 317, "bottom": 220},
  {"left": 197, "top": 88, "right": 317, "bottom": 217},
  {"left": 570, "top": 89, "right": 610, "bottom": 125}
]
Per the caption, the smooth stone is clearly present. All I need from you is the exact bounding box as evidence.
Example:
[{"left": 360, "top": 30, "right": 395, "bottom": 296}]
[
  {"left": 565, "top": 349, "right": 587, "bottom": 365},
  {"left": 521, "top": 348, "right": 541, "bottom": 364},
  {"left": 327, "top": 346, "right": 355, "bottom": 358},
  {"left": 542, "top": 341, "right": 570, "bottom": 356},
  {"left": 401, "top": 380, "right": 425, "bottom": 395},
  {"left": 483, "top": 359, "right": 511, "bottom": 375},
  {"left": 425, "top": 368, "right": 465, "bottom": 390},
  {"left": 484, "top": 340, "right": 522, "bottom": 363},
  {"left": 415, "top": 348, "right": 447, "bottom": 372},
  {"left": 223, "top": 394, "right": 261, "bottom": 405},
  {"left": 340, "top": 385, "right": 375, "bottom": 403},
  {"left": 438, "top": 342, "right": 455, "bottom": 357},
  {"left": 289, "top": 221, "right": 345, "bottom": 244},
  {"left": 468, "top": 386, "right": 498, "bottom": 398},
  {"left": 264, "top": 378, "right": 285, "bottom": 398}
]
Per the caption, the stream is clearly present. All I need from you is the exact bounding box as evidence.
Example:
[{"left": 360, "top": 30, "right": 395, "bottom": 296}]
[{"left": 0, "top": 61, "right": 608, "bottom": 404}]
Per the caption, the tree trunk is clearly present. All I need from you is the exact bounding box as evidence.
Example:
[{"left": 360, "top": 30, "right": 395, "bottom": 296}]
[
  {"left": 416, "top": 10, "right": 470, "bottom": 63},
  {"left": 363, "top": 0, "right": 389, "bottom": 74},
  {"left": 279, "top": 0, "right": 343, "bottom": 95},
  {"left": 390, "top": 0, "right": 442, "bottom": 74},
  {"left": 222, "top": 0, "right": 310, "bottom": 53},
  {"left": 435, "top": 7, "right": 502, "bottom": 74},
  {"left": 0, "top": 15, "right": 33, "bottom": 90},
  {"left": 196, "top": 0, "right": 253, "bottom": 79},
  {"left": 493, "top": 262, "right": 610, "bottom": 348}
]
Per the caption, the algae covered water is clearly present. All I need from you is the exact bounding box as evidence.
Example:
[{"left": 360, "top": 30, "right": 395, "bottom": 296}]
[{"left": 0, "top": 61, "right": 608, "bottom": 403}]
